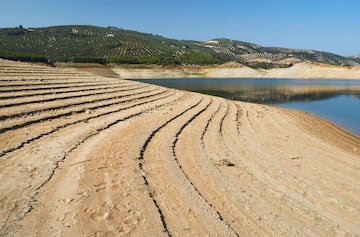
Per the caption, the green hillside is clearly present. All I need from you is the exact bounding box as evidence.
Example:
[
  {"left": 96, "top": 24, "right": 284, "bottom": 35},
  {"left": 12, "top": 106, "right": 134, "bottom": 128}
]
[{"left": 0, "top": 25, "right": 358, "bottom": 67}]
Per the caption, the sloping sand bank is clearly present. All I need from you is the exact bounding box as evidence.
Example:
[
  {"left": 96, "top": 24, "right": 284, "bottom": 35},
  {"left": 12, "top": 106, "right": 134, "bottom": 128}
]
[
  {"left": 112, "top": 62, "right": 360, "bottom": 79},
  {"left": 0, "top": 59, "right": 359, "bottom": 236}
]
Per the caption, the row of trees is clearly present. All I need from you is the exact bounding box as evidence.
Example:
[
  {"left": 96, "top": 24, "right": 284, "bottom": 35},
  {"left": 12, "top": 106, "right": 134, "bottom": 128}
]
[
  {"left": 109, "top": 56, "right": 180, "bottom": 65},
  {"left": 0, "top": 51, "right": 224, "bottom": 66},
  {"left": 0, "top": 51, "right": 48, "bottom": 63},
  {"left": 58, "top": 56, "right": 107, "bottom": 64},
  {"left": 240, "top": 61, "right": 294, "bottom": 69},
  {"left": 181, "top": 52, "right": 224, "bottom": 65},
  {"left": 57, "top": 55, "right": 181, "bottom": 65},
  {"left": 110, "top": 52, "right": 224, "bottom": 65}
]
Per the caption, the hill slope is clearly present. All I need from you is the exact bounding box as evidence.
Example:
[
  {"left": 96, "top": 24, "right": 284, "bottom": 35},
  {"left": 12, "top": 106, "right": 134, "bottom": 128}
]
[
  {"left": 350, "top": 54, "right": 360, "bottom": 63},
  {"left": 0, "top": 25, "right": 358, "bottom": 66}
]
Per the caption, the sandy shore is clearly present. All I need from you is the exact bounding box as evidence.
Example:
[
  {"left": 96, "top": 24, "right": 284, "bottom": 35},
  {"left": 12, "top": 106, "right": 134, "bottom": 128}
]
[
  {"left": 111, "top": 62, "right": 360, "bottom": 79},
  {"left": 0, "top": 59, "right": 359, "bottom": 236}
]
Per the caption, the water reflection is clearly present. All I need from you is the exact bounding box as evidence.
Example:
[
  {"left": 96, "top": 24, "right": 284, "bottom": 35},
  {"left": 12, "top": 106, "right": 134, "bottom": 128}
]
[
  {"left": 135, "top": 78, "right": 360, "bottom": 104},
  {"left": 194, "top": 88, "right": 346, "bottom": 104}
]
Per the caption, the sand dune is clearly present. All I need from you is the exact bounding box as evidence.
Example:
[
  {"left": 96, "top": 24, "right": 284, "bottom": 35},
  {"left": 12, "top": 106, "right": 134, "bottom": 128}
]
[{"left": 0, "top": 59, "right": 359, "bottom": 236}]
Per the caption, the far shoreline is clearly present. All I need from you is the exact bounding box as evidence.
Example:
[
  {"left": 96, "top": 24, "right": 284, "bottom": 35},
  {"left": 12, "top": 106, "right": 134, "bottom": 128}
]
[{"left": 69, "top": 62, "right": 360, "bottom": 80}]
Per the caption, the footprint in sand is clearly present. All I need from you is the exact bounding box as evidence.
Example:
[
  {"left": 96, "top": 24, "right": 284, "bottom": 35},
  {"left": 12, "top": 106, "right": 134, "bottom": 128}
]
[
  {"left": 118, "top": 210, "right": 142, "bottom": 235},
  {"left": 124, "top": 211, "right": 141, "bottom": 225},
  {"left": 50, "top": 226, "right": 61, "bottom": 237},
  {"left": 61, "top": 211, "right": 77, "bottom": 228},
  {"left": 86, "top": 205, "right": 112, "bottom": 222},
  {"left": 76, "top": 191, "right": 90, "bottom": 201}
]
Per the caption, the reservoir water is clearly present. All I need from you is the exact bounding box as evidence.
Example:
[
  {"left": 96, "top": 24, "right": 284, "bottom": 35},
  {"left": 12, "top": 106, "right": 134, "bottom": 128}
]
[{"left": 134, "top": 78, "right": 360, "bottom": 135}]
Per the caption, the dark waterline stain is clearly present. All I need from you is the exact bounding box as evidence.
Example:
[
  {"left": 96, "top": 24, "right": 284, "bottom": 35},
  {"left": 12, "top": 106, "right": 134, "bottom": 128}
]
[{"left": 133, "top": 78, "right": 360, "bottom": 135}]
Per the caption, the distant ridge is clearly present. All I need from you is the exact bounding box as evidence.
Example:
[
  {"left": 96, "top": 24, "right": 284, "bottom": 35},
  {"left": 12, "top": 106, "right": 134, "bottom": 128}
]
[
  {"left": 350, "top": 54, "right": 360, "bottom": 63},
  {"left": 0, "top": 25, "right": 358, "bottom": 67}
]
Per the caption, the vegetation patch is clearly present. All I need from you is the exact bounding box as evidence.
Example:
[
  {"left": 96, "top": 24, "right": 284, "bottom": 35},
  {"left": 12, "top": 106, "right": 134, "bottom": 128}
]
[
  {"left": 0, "top": 51, "right": 48, "bottom": 63},
  {"left": 241, "top": 61, "right": 294, "bottom": 69}
]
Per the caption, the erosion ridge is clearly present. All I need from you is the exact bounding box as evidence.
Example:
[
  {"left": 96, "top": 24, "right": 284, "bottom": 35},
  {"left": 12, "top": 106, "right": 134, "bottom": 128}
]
[{"left": 0, "top": 59, "right": 359, "bottom": 236}]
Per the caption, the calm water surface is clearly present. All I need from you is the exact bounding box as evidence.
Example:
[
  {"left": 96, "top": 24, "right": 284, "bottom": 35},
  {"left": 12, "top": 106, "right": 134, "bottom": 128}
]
[{"left": 135, "top": 78, "right": 360, "bottom": 135}]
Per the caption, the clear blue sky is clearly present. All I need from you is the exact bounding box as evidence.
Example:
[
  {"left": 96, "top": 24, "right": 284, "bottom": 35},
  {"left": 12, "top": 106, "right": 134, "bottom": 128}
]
[{"left": 1, "top": 0, "right": 359, "bottom": 56}]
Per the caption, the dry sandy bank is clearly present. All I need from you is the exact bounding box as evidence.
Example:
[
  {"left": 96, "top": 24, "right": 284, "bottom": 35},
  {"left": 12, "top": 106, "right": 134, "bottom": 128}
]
[
  {"left": 0, "top": 59, "right": 359, "bottom": 236},
  {"left": 111, "top": 62, "right": 360, "bottom": 79}
]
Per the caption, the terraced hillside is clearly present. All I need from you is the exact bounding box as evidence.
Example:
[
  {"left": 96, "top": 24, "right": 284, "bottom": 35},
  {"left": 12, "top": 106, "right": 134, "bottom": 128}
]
[
  {"left": 201, "top": 38, "right": 359, "bottom": 66},
  {"left": 0, "top": 25, "right": 358, "bottom": 66},
  {"left": 0, "top": 59, "right": 359, "bottom": 236},
  {"left": 0, "top": 25, "right": 217, "bottom": 64}
]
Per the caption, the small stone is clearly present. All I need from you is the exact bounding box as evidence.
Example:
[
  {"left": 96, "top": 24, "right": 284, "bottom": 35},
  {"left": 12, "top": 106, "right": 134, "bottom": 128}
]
[{"left": 216, "top": 159, "right": 235, "bottom": 167}]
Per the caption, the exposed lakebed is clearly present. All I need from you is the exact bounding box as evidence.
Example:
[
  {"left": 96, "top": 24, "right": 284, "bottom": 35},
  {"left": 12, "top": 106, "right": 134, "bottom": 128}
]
[{"left": 134, "top": 78, "right": 360, "bottom": 135}]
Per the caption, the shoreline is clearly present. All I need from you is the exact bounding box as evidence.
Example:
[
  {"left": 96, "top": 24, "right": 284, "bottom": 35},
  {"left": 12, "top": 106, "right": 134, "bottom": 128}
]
[
  {"left": 272, "top": 98, "right": 360, "bottom": 137},
  {"left": 107, "top": 62, "right": 360, "bottom": 80},
  {"left": 1, "top": 59, "right": 359, "bottom": 236}
]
